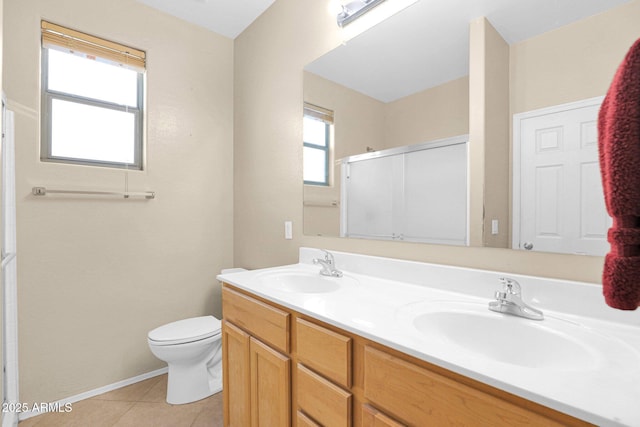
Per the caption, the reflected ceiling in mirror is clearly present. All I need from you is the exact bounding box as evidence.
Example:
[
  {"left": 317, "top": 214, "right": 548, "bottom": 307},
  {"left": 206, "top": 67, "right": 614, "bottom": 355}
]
[{"left": 306, "top": 0, "right": 631, "bottom": 103}]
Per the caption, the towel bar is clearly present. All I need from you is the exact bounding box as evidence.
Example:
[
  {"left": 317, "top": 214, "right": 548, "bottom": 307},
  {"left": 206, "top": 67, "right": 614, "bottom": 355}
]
[
  {"left": 32, "top": 186, "right": 155, "bottom": 199},
  {"left": 303, "top": 200, "right": 339, "bottom": 207}
]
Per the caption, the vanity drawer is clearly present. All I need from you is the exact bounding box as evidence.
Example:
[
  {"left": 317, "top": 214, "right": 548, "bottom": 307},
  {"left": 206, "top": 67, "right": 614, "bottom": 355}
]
[
  {"left": 221, "top": 286, "right": 290, "bottom": 353},
  {"left": 363, "top": 346, "right": 568, "bottom": 427},
  {"left": 297, "top": 363, "right": 352, "bottom": 427},
  {"left": 296, "top": 318, "right": 352, "bottom": 388}
]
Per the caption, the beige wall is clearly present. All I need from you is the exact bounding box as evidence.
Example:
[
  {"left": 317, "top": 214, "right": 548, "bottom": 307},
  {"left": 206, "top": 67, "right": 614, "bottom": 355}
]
[
  {"left": 234, "top": 0, "right": 615, "bottom": 282},
  {"left": 469, "top": 18, "right": 510, "bottom": 249},
  {"left": 4, "top": 0, "right": 233, "bottom": 404},
  {"left": 384, "top": 76, "right": 469, "bottom": 149},
  {"left": 234, "top": 0, "right": 341, "bottom": 266},
  {"left": 304, "top": 71, "right": 469, "bottom": 155},
  {"left": 510, "top": 0, "right": 640, "bottom": 114},
  {"left": 304, "top": 71, "right": 385, "bottom": 158}
]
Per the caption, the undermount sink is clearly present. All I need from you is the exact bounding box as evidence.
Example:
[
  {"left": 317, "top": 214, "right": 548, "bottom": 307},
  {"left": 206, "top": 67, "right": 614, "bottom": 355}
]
[
  {"left": 257, "top": 269, "right": 357, "bottom": 294},
  {"left": 402, "top": 300, "right": 637, "bottom": 371}
]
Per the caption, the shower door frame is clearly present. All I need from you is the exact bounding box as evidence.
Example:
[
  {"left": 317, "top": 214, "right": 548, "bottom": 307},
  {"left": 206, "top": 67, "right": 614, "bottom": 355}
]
[{"left": 2, "top": 93, "right": 20, "bottom": 427}]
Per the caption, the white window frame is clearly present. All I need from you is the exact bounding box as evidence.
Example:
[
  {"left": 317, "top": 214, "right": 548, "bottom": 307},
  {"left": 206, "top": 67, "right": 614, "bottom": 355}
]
[{"left": 40, "top": 23, "right": 145, "bottom": 170}]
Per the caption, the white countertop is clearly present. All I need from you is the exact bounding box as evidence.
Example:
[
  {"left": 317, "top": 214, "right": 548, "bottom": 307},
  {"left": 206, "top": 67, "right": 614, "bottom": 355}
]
[{"left": 218, "top": 248, "right": 640, "bottom": 427}]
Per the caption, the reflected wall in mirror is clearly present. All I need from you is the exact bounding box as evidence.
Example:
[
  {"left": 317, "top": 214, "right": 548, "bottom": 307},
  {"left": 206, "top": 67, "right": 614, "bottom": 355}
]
[{"left": 303, "top": 0, "right": 640, "bottom": 255}]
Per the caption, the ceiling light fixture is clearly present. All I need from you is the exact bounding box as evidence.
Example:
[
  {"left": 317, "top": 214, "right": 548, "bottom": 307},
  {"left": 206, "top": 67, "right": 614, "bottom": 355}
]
[{"left": 337, "top": 0, "right": 387, "bottom": 27}]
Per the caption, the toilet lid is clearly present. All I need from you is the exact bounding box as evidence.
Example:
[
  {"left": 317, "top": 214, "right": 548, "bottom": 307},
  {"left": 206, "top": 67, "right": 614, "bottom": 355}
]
[{"left": 148, "top": 316, "right": 221, "bottom": 345}]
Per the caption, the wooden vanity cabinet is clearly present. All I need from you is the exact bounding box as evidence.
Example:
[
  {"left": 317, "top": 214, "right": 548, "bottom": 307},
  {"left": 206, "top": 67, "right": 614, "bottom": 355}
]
[
  {"left": 222, "top": 287, "right": 291, "bottom": 426},
  {"left": 221, "top": 284, "right": 593, "bottom": 427}
]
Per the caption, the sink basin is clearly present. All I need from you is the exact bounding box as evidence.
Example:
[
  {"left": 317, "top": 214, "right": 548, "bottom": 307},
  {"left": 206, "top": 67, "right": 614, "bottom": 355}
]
[
  {"left": 402, "top": 300, "right": 637, "bottom": 371},
  {"left": 257, "top": 269, "right": 357, "bottom": 294}
]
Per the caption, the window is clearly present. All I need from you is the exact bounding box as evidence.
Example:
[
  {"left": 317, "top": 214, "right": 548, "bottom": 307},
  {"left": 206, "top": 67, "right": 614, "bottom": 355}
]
[
  {"left": 303, "top": 103, "right": 334, "bottom": 186},
  {"left": 41, "top": 21, "right": 146, "bottom": 169}
]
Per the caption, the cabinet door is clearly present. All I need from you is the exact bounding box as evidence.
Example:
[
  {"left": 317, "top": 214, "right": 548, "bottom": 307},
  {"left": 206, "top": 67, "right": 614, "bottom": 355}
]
[
  {"left": 222, "top": 321, "right": 251, "bottom": 427},
  {"left": 250, "top": 337, "right": 291, "bottom": 426}
]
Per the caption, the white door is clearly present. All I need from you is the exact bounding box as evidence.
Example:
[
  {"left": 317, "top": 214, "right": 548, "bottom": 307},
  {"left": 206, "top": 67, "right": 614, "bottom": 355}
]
[{"left": 514, "top": 97, "right": 610, "bottom": 255}]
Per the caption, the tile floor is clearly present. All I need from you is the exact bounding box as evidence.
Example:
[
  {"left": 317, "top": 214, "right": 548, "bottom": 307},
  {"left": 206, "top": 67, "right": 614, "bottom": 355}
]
[{"left": 18, "top": 374, "right": 223, "bottom": 427}]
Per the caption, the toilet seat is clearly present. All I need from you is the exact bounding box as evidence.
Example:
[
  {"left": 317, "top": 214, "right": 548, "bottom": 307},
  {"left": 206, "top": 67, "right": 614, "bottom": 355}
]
[{"left": 148, "top": 316, "right": 221, "bottom": 346}]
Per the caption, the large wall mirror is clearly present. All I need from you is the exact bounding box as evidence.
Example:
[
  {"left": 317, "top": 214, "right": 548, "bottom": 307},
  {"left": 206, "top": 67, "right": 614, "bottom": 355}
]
[{"left": 303, "top": 0, "right": 638, "bottom": 256}]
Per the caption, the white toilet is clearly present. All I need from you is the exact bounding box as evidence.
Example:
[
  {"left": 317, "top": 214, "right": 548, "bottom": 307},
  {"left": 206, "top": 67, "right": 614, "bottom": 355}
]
[{"left": 148, "top": 315, "right": 222, "bottom": 405}]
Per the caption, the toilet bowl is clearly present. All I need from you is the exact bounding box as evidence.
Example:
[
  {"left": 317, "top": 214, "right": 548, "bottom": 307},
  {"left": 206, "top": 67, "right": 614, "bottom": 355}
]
[{"left": 148, "top": 315, "right": 222, "bottom": 404}]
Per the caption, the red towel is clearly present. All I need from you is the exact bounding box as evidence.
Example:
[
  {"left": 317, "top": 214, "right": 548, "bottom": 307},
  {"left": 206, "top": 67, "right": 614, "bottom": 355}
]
[{"left": 598, "top": 37, "right": 640, "bottom": 310}]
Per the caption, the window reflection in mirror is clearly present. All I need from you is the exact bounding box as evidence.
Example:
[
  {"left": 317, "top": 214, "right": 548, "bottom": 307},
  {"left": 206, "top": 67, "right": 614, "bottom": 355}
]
[{"left": 303, "top": 103, "right": 334, "bottom": 186}]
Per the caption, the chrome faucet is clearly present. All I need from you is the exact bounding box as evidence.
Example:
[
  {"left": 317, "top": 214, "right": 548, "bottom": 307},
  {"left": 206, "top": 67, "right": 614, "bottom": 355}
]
[
  {"left": 488, "top": 277, "right": 544, "bottom": 320},
  {"left": 313, "top": 250, "right": 343, "bottom": 277}
]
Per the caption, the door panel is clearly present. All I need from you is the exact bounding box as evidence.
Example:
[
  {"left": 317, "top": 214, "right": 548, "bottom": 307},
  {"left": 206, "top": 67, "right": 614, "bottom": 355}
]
[
  {"left": 222, "top": 321, "right": 251, "bottom": 427},
  {"left": 250, "top": 337, "right": 291, "bottom": 426},
  {"left": 516, "top": 100, "right": 610, "bottom": 255}
]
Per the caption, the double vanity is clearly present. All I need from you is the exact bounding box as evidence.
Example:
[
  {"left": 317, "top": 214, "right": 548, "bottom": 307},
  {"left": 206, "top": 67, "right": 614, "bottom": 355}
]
[{"left": 217, "top": 248, "right": 640, "bottom": 426}]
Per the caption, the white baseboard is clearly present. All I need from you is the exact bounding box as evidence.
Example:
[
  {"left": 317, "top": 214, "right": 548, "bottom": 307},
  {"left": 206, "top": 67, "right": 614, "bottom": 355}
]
[{"left": 18, "top": 367, "right": 168, "bottom": 421}]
